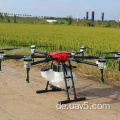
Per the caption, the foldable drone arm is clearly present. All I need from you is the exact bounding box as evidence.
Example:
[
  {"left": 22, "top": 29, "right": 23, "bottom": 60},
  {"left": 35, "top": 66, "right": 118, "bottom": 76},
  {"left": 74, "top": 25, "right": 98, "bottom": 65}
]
[
  {"left": 73, "top": 59, "right": 98, "bottom": 67},
  {"left": 4, "top": 55, "right": 47, "bottom": 58},
  {"left": 71, "top": 52, "right": 83, "bottom": 56},
  {"left": 31, "top": 55, "right": 47, "bottom": 58},
  {"left": 74, "top": 56, "right": 120, "bottom": 60},
  {"left": 34, "top": 50, "right": 48, "bottom": 55},
  {"left": 31, "top": 57, "right": 58, "bottom": 66},
  {"left": 74, "top": 56, "right": 99, "bottom": 59}
]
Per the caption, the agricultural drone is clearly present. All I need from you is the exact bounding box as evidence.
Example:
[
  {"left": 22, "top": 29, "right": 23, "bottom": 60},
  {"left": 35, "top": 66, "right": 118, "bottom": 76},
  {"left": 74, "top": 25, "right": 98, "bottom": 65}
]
[{"left": 0, "top": 45, "right": 120, "bottom": 104}]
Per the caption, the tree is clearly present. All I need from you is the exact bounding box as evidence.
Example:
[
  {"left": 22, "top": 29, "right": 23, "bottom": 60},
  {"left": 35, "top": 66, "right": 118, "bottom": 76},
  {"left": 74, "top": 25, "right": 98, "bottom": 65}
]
[
  {"left": 66, "top": 15, "right": 73, "bottom": 25},
  {"left": 0, "top": 12, "right": 3, "bottom": 21},
  {"left": 14, "top": 14, "right": 17, "bottom": 23}
]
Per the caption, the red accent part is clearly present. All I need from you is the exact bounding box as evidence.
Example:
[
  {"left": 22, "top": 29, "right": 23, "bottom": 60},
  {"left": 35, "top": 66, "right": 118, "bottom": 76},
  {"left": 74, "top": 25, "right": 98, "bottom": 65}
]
[
  {"left": 92, "top": 11, "right": 94, "bottom": 13},
  {"left": 86, "top": 11, "right": 89, "bottom": 13},
  {"left": 50, "top": 51, "right": 72, "bottom": 61},
  {"left": 102, "top": 12, "right": 104, "bottom": 14}
]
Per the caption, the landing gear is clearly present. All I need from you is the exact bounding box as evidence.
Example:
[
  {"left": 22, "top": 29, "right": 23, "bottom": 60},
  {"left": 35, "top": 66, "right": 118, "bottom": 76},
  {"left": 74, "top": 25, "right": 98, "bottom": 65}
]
[{"left": 36, "top": 61, "right": 86, "bottom": 104}]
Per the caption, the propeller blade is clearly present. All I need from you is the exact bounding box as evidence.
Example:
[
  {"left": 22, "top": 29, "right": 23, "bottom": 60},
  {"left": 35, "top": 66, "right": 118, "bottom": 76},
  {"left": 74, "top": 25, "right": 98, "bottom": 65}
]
[
  {"left": 37, "top": 45, "right": 54, "bottom": 47},
  {"left": 102, "top": 52, "right": 119, "bottom": 54},
  {"left": 105, "top": 57, "right": 120, "bottom": 60},
  {"left": 12, "top": 45, "right": 54, "bottom": 48},
  {"left": 1, "top": 48, "right": 19, "bottom": 51},
  {"left": 12, "top": 45, "right": 30, "bottom": 47},
  {"left": 32, "top": 55, "right": 47, "bottom": 58}
]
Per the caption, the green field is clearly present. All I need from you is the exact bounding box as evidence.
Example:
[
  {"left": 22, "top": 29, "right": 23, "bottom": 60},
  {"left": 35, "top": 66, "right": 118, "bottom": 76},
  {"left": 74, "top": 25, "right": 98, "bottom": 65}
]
[
  {"left": 0, "top": 23, "right": 120, "bottom": 54},
  {"left": 0, "top": 23, "right": 120, "bottom": 85}
]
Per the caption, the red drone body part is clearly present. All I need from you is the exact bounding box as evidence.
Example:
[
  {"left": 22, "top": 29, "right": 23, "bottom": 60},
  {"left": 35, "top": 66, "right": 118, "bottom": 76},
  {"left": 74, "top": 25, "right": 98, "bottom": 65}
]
[{"left": 49, "top": 51, "right": 73, "bottom": 61}]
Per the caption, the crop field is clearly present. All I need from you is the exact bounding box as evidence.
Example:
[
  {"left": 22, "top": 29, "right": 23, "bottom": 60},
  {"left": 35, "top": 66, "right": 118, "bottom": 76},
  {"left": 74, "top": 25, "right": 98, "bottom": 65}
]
[
  {"left": 0, "top": 23, "right": 120, "bottom": 53},
  {"left": 0, "top": 23, "right": 120, "bottom": 85}
]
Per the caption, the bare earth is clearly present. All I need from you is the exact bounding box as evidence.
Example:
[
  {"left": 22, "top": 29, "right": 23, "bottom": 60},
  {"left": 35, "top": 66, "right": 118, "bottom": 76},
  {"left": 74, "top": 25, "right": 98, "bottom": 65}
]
[{"left": 0, "top": 62, "right": 120, "bottom": 120}]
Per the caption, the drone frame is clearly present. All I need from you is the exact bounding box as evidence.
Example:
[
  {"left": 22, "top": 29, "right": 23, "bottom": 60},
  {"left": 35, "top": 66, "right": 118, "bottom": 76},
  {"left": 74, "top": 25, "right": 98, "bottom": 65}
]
[{"left": 1, "top": 45, "right": 120, "bottom": 104}]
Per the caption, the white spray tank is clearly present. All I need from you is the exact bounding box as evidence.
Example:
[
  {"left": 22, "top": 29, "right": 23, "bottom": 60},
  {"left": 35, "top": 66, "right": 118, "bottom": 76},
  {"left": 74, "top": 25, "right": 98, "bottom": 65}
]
[{"left": 41, "top": 63, "right": 76, "bottom": 89}]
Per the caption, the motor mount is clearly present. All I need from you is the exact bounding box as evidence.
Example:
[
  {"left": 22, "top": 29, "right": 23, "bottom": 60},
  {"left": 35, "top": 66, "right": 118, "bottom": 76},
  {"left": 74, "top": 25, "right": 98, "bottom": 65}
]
[
  {"left": 24, "top": 57, "right": 33, "bottom": 68},
  {"left": 0, "top": 50, "right": 6, "bottom": 59},
  {"left": 31, "top": 45, "right": 36, "bottom": 54},
  {"left": 96, "top": 58, "right": 106, "bottom": 69}
]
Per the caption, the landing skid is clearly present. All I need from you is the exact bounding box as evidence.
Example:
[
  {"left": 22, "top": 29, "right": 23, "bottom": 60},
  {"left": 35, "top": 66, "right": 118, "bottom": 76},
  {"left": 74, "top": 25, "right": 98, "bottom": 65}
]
[
  {"left": 59, "top": 97, "right": 86, "bottom": 104},
  {"left": 36, "top": 89, "right": 62, "bottom": 93}
]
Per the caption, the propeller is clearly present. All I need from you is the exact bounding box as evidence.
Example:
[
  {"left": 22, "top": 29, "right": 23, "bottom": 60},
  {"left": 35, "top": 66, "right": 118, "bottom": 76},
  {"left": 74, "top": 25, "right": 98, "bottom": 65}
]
[
  {"left": 12, "top": 45, "right": 53, "bottom": 54},
  {"left": 103, "top": 52, "right": 120, "bottom": 54},
  {"left": 0, "top": 48, "right": 19, "bottom": 51},
  {"left": 12, "top": 45, "right": 54, "bottom": 47}
]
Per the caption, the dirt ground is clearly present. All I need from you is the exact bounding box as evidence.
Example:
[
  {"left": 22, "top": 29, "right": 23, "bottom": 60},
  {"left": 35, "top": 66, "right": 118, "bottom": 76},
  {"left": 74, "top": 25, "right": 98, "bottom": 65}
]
[{"left": 0, "top": 62, "right": 120, "bottom": 120}]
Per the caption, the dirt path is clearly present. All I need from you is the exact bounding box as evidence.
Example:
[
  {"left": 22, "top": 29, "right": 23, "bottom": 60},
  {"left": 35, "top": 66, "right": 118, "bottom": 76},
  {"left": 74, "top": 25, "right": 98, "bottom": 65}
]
[{"left": 0, "top": 62, "right": 120, "bottom": 120}]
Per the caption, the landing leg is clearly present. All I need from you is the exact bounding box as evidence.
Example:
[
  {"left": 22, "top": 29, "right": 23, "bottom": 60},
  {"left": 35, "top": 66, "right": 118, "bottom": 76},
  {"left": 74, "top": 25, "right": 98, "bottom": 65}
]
[
  {"left": 0, "top": 60, "right": 1, "bottom": 71},
  {"left": 68, "top": 60, "right": 77, "bottom": 99},
  {"left": 26, "top": 68, "right": 30, "bottom": 83},
  {"left": 45, "top": 81, "right": 49, "bottom": 91},
  {"left": 59, "top": 61, "right": 86, "bottom": 104},
  {"left": 62, "top": 62, "right": 70, "bottom": 101},
  {"left": 100, "top": 69, "right": 104, "bottom": 84},
  {"left": 36, "top": 81, "right": 49, "bottom": 93}
]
